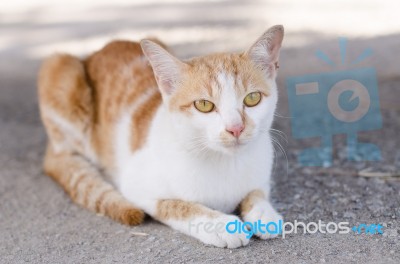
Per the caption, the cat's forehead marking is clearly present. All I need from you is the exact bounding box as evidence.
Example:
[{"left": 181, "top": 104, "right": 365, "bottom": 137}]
[
  {"left": 215, "top": 69, "right": 246, "bottom": 97},
  {"left": 170, "top": 54, "right": 271, "bottom": 112},
  {"left": 215, "top": 71, "right": 244, "bottom": 129},
  {"left": 216, "top": 72, "right": 235, "bottom": 92},
  {"left": 217, "top": 73, "right": 237, "bottom": 105}
]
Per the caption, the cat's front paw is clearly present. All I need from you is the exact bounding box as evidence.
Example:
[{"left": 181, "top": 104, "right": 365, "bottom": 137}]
[
  {"left": 189, "top": 215, "right": 250, "bottom": 248},
  {"left": 243, "top": 202, "right": 283, "bottom": 239}
]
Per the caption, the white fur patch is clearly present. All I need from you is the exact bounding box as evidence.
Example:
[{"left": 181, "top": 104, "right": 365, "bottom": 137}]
[
  {"left": 42, "top": 107, "right": 96, "bottom": 162},
  {"left": 217, "top": 72, "right": 243, "bottom": 128},
  {"left": 114, "top": 87, "right": 159, "bottom": 186}
]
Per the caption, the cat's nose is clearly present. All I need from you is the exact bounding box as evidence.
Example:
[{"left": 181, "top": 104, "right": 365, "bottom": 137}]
[{"left": 226, "top": 124, "right": 245, "bottom": 138}]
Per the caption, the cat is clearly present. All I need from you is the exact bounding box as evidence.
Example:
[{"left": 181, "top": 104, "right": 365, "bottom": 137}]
[{"left": 38, "top": 25, "right": 284, "bottom": 248}]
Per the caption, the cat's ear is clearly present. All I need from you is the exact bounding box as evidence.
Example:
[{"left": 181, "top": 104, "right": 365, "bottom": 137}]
[
  {"left": 140, "top": 40, "right": 187, "bottom": 95},
  {"left": 245, "top": 25, "right": 284, "bottom": 78}
]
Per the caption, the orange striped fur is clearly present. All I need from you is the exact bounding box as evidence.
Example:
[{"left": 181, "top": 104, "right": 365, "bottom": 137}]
[{"left": 38, "top": 40, "right": 159, "bottom": 225}]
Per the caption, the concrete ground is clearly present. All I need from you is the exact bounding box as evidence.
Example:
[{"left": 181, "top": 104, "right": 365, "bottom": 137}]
[{"left": 1, "top": 1, "right": 399, "bottom": 263}]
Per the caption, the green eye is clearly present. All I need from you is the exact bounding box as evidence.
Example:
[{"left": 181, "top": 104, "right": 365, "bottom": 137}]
[
  {"left": 194, "top": 100, "right": 215, "bottom": 113},
  {"left": 244, "top": 92, "right": 262, "bottom": 107}
]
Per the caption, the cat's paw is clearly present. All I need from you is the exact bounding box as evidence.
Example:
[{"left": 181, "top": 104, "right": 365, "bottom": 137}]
[
  {"left": 190, "top": 215, "right": 250, "bottom": 248},
  {"left": 243, "top": 202, "right": 283, "bottom": 239}
]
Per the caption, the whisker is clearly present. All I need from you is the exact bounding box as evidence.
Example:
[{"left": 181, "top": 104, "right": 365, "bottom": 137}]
[
  {"left": 270, "top": 136, "right": 289, "bottom": 177},
  {"left": 274, "top": 111, "right": 292, "bottom": 119},
  {"left": 269, "top": 128, "right": 288, "bottom": 143}
]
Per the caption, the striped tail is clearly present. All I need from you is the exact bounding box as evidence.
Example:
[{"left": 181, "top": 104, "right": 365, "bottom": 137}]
[{"left": 44, "top": 145, "right": 144, "bottom": 225}]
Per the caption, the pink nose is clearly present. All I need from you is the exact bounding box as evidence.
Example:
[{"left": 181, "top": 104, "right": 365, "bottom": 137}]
[{"left": 226, "top": 124, "right": 245, "bottom": 138}]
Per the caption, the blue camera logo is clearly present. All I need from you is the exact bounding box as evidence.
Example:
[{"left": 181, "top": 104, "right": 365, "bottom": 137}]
[{"left": 286, "top": 38, "right": 382, "bottom": 167}]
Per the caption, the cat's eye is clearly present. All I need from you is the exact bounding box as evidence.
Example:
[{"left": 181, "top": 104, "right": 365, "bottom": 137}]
[
  {"left": 194, "top": 100, "right": 215, "bottom": 113},
  {"left": 244, "top": 92, "right": 262, "bottom": 107}
]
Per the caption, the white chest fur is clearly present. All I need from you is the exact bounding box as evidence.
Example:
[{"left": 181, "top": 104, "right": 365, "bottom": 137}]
[{"left": 116, "top": 107, "right": 274, "bottom": 214}]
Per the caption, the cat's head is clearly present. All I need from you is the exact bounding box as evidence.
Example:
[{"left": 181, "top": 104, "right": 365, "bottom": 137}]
[{"left": 141, "top": 25, "right": 284, "bottom": 155}]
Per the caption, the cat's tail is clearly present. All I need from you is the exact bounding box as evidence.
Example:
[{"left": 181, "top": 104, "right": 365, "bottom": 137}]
[{"left": 44, "top": 144, "right": 145, "bottom": 225}]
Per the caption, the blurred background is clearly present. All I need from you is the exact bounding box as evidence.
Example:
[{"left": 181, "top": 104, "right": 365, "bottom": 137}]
[
  {"left": 1, "top": 0, "right": 399, "bottom": 169},
  {"left": 1, "top": 0, "right": 399, "bottom": 263},
  {"left": 2, "top": 0, "right": 400, "bottom": 56}
]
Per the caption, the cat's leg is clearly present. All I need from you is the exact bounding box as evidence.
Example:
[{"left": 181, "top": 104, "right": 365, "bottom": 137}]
[
  {"left": 38, "top": 54, "right": 144, "bottom": 225},
  {"left": 240, "top": 189, "right": 283, "bottom": 239},
  {"left": 44, "top": 145, "right": 144, "bottom": 225},
  {"left": 142, "top": 199, "right": 250, "bottom": 248}
]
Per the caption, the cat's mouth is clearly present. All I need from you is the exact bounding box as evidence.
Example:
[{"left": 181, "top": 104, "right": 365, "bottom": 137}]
[
  {"left": 219, "top": 137, "right": 250, "bottom": 150},
  {"left": 206, "top": 133, "right": 254, "bottom": 155}
]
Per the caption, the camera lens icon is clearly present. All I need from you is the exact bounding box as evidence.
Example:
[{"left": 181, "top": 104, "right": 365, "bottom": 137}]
[
  {"left": 286, "top": 67, "right": 382, "bottom": 166},
  {"left": 327, "top": 79, "right": 370, "bottom": 123}
]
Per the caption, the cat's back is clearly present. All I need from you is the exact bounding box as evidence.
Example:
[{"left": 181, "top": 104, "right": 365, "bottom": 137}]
[
  {"left": 85, "top": 40, "right": 158, "bottom": 114},
  {"left": 84, "top": 40, "right": 163, "bottom": 169},
  {"left": 85, "top": 40, "right": 145, "bottom": 88}
]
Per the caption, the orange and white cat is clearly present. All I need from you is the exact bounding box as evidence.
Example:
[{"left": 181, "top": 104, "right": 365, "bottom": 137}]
[{"left": 38, "top": 25, "right": 284, "bottom": 248}]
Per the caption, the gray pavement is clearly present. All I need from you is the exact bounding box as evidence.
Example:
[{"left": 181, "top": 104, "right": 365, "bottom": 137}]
[{"left": 1, "top": 1, "right": 399, "bottom": 263}]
